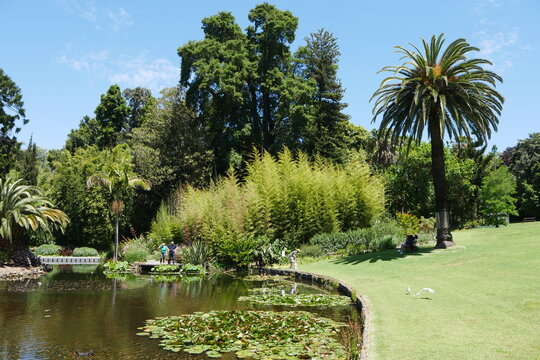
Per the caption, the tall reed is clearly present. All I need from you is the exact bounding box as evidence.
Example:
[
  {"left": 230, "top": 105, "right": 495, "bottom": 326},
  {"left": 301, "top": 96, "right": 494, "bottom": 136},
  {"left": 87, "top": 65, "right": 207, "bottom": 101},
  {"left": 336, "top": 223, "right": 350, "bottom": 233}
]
[{"left": 173, "top": 149, "right": 385, "bottom": 251}]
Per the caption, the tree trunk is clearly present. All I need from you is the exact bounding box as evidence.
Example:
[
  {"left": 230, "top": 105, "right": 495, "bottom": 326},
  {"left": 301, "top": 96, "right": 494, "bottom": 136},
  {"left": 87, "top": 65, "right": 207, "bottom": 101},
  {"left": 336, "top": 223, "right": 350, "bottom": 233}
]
[
  {"left": 114, "top": 212, "right": 119, "bottom": 261},
  {"left": 430, "top": 117, "right": 455, "bottom": 248},
  {"left": 261, "top": 87, "right": 274, "bottom": 150}
]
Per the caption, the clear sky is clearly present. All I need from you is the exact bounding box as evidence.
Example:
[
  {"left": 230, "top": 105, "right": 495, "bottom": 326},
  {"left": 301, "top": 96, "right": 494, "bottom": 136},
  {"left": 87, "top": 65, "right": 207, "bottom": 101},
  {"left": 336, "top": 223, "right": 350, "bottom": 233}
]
[{"left": 2, "top": 0, "right": 539, "bottom": 151}]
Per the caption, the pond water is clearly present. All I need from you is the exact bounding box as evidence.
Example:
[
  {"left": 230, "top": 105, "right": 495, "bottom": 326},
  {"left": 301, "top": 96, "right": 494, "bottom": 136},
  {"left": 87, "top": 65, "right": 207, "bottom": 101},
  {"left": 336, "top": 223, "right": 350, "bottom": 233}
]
[{"left": 0, "top": 265, "right": 359, "bottom": 360}]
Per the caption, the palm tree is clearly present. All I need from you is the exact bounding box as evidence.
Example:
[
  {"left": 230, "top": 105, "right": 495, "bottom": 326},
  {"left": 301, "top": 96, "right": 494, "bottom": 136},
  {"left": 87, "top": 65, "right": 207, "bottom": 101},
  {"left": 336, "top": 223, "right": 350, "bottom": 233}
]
[
  {"left": 371, "top": 34, "right": 503, "bottom": 248},
  {"left": 0, "top": 176, "right": 69, "bottom": 265},
  {"left": 87, "top": 147, "right": 150, "bottom": 260}
]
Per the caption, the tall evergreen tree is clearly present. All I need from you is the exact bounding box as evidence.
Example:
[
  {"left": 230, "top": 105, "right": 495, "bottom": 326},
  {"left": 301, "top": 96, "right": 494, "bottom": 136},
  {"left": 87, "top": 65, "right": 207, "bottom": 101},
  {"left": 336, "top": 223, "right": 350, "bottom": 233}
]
[
  {"left": 94, "top": 84, "right": 130, "bottom": 149},
  {"left": 297, "top": 29, "right": 350, "bottom": 163},
  {"left": 19, "top": 136, "right": 38, "bottom": 185},
  {"left": 0, "top": 69, "right": 28, "bottom": 176}
]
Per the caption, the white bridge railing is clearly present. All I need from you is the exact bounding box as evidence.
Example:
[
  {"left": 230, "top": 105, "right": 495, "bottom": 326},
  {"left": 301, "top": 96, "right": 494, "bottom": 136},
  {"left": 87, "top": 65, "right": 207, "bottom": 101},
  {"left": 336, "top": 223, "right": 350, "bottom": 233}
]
[{"left": 39, "top": 256, "right": 101, "bottom": 264}]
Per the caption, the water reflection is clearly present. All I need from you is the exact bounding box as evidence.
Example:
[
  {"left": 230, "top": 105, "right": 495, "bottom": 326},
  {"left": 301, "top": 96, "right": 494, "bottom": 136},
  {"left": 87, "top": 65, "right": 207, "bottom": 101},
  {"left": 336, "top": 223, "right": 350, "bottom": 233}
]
[{"left": 0, "top": 266, "right": 357, "bottom": 360}]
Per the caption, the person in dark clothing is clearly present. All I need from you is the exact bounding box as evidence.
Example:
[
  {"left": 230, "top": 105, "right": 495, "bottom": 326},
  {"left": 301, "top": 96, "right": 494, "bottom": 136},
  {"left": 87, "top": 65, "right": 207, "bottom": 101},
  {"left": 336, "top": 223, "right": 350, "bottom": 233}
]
[
  {"left": 400, "top": 235, "right": 418, "bottom": 252},
  {"left": 167, "top": 242, "right": 177, "bottom": 264}
]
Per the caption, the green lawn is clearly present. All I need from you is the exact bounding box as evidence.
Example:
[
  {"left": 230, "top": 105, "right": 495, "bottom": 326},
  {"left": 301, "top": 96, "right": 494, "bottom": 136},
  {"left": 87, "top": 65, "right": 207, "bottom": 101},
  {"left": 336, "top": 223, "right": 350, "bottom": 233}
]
[{"left": 300, "top": 223, "right": 540, "bottom": 360}]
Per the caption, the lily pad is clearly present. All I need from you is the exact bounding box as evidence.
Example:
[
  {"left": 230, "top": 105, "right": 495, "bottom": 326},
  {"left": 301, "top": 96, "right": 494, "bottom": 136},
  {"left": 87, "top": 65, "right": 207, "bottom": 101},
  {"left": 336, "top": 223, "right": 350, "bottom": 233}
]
[
  {"left": 237, "top": 293, "right": 352, "bottom": 307},
  {"left": 140, "top": 310, "right": 347, "bottom": 359}
]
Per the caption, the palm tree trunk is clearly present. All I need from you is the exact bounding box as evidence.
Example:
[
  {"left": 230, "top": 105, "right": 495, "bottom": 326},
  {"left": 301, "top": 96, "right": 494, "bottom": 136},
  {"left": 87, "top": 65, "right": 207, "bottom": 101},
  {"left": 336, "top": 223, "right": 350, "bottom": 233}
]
[
  {"left": 114, "top": 210, "right": 119, "bottom": 261},
  {"left": 430, "top": 118, "right": 455, "bottom": 248}
]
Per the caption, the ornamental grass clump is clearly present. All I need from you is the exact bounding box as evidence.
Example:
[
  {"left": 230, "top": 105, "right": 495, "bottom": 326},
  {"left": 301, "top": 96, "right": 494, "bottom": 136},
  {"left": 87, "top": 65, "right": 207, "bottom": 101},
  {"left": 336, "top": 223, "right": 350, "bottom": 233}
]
[
  {"left": 138, "top": 310, "right": 347, "bottom": 359},
  {"left": 172, "top": 149, "right": 384, "bottom": 267},
  {"left": 72, "top": 247, "right": 99, "bottom": 257},
  {"left": 34, "top": 244, "right": 62, "bottom": 256}
]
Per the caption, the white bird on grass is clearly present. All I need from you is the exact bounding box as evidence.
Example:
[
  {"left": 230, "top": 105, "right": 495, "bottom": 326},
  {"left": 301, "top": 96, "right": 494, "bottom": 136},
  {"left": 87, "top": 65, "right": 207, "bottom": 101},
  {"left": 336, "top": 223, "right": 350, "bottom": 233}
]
[
  {"left": 405, "top": 286, "right": 411, "bottom": 295},
  {"left": 413, "top": 288, "right": 435, "bottom": 297}
]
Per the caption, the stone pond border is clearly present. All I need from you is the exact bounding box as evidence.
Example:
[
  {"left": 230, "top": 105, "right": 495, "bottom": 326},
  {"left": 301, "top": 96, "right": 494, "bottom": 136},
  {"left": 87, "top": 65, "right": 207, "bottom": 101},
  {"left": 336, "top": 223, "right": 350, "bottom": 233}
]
[{"left": 259, "top": 268, "right": 372, "bottom": 360}]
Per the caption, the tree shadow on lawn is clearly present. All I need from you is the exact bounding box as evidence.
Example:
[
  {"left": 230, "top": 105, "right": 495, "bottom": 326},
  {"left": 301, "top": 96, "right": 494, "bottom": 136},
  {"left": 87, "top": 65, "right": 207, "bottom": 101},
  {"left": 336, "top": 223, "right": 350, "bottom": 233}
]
[{"left": 332, "top": 247, "right": 435, "bottom": 265}]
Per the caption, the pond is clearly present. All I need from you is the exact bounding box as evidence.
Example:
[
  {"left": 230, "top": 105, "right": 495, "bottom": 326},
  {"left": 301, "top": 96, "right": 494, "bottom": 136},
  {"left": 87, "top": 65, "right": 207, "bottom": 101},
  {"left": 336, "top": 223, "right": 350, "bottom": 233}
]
[{"left": 0, "top": 265, "right": 360, "bottom": 359}]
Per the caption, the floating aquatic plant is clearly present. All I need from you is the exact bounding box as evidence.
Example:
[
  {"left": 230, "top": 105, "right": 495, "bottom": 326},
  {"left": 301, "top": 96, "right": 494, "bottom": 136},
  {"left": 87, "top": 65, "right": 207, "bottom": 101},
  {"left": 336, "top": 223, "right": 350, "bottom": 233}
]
[
  {"left": 238, "top": 293, "right": 352, "bottom": 307},
  {"left": 151, "top": 264, "right": 180, "bottom": 273},
  {"left": 138, "top": 310, "right": 347, "bottom": 359}
]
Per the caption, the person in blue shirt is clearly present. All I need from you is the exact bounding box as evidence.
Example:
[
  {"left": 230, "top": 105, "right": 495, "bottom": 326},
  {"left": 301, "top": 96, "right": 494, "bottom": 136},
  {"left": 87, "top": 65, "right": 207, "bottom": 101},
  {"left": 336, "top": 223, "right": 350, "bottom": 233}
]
[{"left": 159, "top": 243, "right": 167, "bottom": 264}]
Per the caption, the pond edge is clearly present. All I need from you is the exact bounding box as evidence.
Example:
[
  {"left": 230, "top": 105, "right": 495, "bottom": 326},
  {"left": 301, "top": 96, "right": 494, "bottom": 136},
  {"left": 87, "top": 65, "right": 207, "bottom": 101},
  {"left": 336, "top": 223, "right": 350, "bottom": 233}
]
[{"left": 258, "top": 268, "right": 371, "bottom": 360}]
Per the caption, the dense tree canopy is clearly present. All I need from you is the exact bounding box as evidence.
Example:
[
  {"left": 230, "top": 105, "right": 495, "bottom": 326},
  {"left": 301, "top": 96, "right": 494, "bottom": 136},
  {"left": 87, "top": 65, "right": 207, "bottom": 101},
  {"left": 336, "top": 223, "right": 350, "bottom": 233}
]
[
  {"left": 0, "top": 69, "right": 28, "bottom": 175},
  {"left": 178, "top": 4, "right": 352, "bottom": 173},
  {"left": 505, "top": 133, "right": 540, "bottom": 217},
  {"left": 479, "top": 165, "right": 518, "bottom": 226}
]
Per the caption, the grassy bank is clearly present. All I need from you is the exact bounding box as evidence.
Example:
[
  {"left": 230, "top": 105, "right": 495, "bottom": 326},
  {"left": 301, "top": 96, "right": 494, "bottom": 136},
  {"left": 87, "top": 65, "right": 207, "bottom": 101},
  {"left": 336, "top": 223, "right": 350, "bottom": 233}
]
[{"left": 300, "top": 223, "right": 540, "bottom": 359}]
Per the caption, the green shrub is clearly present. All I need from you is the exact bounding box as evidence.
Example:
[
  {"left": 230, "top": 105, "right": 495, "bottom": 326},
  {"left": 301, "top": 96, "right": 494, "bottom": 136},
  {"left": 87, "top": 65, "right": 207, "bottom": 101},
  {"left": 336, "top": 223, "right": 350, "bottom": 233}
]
[
  {"left": 120, "top": 235, "right": 151, "bottom": 256},
  {"left": 253, "top": 238, "right": 285, "bottom": 267},
  {"left": 419, "top": 216, "right": 436, "bottom": 233},
  {"left": 148, "top": 203, "right": 182, "bottom": 250},
  {"left": 180, "top": 240, "right": 212, "bottom": 266},
  {"left": 123, "top": 245, "right": 149, "bottom": 263},
  {"left": 396, "top": 213, "right": 420, "bottom": 235},
  {"left": 181, "top": 263, "right": 206, "bottom": 274},
  {"left": 217, "top": 235, "right": 257, "bottom": 269},
  {"left": 299, "top": 244, "right": 324, "bottom": 258},
  {"left": 34, "top": 244, "right": 62, "bottom": 256},
  {"left": 72, "top": 247, "right": 99, "bottom": 257},
  {"left": 103, "top": 260, "right": 129, "bottom": 272},
  {"left": 309, "top": 232, "right": 356, "bottom": 254},
  {"left": 310, "top": 217, "right": 404, "bottom": 255}
]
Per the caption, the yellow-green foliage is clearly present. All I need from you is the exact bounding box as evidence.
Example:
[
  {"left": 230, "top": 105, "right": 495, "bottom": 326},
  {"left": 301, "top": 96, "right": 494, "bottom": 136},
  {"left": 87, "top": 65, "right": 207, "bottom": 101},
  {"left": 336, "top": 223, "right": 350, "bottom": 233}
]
[
  {"left": 175, "top": 149, "right": 384, "bottom": 248},
  {"left": 395, "top": 212, "right": 420, "bottom": 235}
]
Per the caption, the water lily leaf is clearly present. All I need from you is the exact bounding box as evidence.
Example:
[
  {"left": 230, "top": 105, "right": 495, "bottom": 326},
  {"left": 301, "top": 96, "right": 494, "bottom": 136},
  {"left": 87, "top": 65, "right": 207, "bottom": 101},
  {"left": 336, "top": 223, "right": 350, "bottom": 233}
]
[
  {"left": 186, "top": 345, "right": 209, "bottom": 354},
  {"left": 206, "top": 350, "right": 222, "bottom": 358}
]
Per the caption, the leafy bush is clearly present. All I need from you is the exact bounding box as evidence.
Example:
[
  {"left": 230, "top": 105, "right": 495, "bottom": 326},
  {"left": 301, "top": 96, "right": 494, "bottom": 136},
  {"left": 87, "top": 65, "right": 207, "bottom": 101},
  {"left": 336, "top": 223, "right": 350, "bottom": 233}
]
[
  {"left": 310, "top": 217, "right": 404, "bottom": 255},
  {"left": 123, "top": 245, "right": 149, "bottom": 263},
  {"left": 419, "top": 216, "right": 436, "bottom": 233},
  {"left": 34, "top": 244, "right": 62, "bottom": 256},
  {"left": 396, "top": 213, "right": 420, "bottom": 235},
  {"left": 72, "top": 247, "right": 99, "bottom": 257},
  {"left": 103, "top": 260, "right": 129, "bottom": 272},
  {"left": 253, "top": 238, "right": 285, "bottom": 267},
  {"left": 152, "top": 264, "right": 180, "bottom": 273},
  {"left": 180, "top": 240, "right": 212, "bottom": 266},
  {"left": 181, "top": 263, "right": 206, "bottom": 274},
  {"left": 216, "top": 235, "right": 258, "bottom": 269},
  {"left": 121, "top": 235, "right": 151, "bottom": 256},
  {"left": 298, "top": 244, "right": 324, "bottom": 258},
  {"left": 148, "top": 203, "right": 182, "bottom": 249}
]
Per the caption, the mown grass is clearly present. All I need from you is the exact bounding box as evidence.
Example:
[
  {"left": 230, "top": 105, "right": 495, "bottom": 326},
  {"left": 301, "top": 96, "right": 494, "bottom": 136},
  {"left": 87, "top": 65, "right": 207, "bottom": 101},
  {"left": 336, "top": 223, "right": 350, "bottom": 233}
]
[{"left": 301, "top": 223, "right": 540, "bottom": 359}]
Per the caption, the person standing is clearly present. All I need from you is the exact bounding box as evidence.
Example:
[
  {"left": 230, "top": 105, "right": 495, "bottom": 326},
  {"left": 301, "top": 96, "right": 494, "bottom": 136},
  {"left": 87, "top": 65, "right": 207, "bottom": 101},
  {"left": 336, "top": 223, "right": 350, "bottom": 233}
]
[
  {"left": 159, "top": 243, "right": 168, "bottom": 264},
  {"left": 289, "top": 248, "right": 300, "bottom": 269},
  {"left": 167, "top": 242, "right": 177, "bottom": 265}
]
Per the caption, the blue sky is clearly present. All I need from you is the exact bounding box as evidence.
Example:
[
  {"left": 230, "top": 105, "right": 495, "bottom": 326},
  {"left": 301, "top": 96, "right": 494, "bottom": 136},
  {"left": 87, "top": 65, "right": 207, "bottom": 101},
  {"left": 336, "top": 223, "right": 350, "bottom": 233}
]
[{"left": 2, "top": 0, "right": 539, "bottom": 151}]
